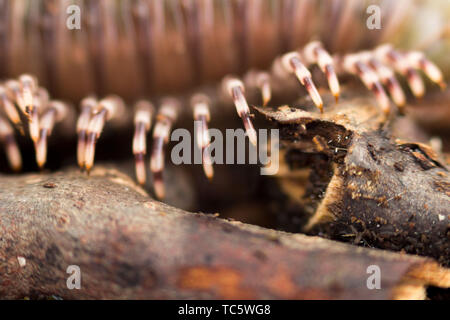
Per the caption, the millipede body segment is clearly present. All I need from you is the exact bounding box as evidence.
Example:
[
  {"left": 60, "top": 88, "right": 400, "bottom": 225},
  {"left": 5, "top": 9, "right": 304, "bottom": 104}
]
[
  {"left": 1, "top": 0, "right": 447, "bottom": 99},
  {"left": 1, "top": 43, "right": 445, "bottom": 198}
]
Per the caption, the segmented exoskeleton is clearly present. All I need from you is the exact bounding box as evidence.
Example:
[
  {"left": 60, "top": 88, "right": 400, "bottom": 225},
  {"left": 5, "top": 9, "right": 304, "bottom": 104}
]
[{"left": 0, "top": 0, "right": 448, "bottom": 200}]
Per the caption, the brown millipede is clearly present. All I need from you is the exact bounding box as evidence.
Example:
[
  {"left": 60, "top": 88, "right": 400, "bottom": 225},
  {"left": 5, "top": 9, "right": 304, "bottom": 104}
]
[{"left": 0, "top": 0, "right": 448, "bottom": 200}]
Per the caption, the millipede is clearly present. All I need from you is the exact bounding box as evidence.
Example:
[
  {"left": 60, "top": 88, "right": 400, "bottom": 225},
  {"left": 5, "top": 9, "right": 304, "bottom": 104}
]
[
  {"left": 0, "top": 0, "right": 447, "bottom": 194},
  {"left": 0, "top": 0, "right": 450, "bottom": 295}
]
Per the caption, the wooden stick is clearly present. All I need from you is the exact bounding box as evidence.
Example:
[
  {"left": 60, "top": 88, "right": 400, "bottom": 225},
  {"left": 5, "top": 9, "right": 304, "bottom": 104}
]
[
  {"left": 0, "top": 166, "right": 448, "bottom": 299},
  {"left": 256, "top": 90, "right": 450, "bottom": 267}
]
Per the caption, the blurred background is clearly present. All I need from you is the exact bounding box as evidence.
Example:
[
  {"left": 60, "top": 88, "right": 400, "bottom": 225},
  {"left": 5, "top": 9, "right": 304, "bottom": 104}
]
[{"left": 0, "top": 0, "right": 449, "bottom": 102}]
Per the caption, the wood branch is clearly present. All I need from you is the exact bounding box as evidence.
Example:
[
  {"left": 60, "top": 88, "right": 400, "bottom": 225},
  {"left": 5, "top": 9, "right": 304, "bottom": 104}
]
[
  {"left": 0, "top": 166, "right": 448, "bottom": 299},
  {"left": 256, "top": 91, "right": 450, "bottom": 266}
]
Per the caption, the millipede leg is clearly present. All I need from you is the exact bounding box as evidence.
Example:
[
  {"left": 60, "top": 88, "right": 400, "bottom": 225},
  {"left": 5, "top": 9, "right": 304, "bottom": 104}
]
[
  {"left": 150, "top": 98, "right": 179, "bottom": 200},
  {"left": 18, "top": 75, "right": 37, "bottom": 116},
  {"left": 375, "top": 44, "right": 425, "bottom": 98},
  {"left": 84, "top": 96, "right": 124, "bottom": 174},
  {"left": 361, "top": 53, "right": 406, "bottom": 109},
  {"left": 244, "top": 71, "right": 272, "bottom": 106},
  {"left": 303, "top": 41, "right": 340, "bottom": 102},
  {"left": 84, "top": 109, "right": 107, "bottom": 174},
  {"left": 35, "top": 110, "right": 55, "bottom": 169},
  {"left": 342, "top": 54, "right": 391, "bottom": 114},
  {"left": 5, "top": 79, "right": 39, "bottom": 141},
  {"left": 258, "top": 74, "right": 272, "bottom": 107},
  {"left": 4, "top": 80, "right": 25, "bottom": 113},
  {"left": 77, "top": 97, "right": 97, "bottom": 169},
  {"left": 35, "top": 101, "right": 69, "bottom": 169},
  {"left": 278, "top": 52, "right": 324, "bottom": 112},
  {"left": 19, "top": 75, "right": 40, "bottom": 142},
  {"left": 0, "top": 85, "right": 21, "bottom": 127},
  {"left": 405, "top": 51, "right": 446, "bottom": 90},
  {"left": 191, "top": 93, "right": 213, "bottom": 180},
  {"left": 0, "top": 116, "right": 22, "bottom": 172},
  {"left": 133, "top": 100, "right": 154, "bottom": 185}
]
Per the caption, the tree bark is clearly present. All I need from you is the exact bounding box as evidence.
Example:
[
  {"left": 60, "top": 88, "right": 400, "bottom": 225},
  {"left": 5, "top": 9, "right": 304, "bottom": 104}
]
[
  {"left": 256, "top": 91, "right": 450, "bottom": 266},
  {"left": 0, "top": 166, "right": 448, "bottom": 299}
]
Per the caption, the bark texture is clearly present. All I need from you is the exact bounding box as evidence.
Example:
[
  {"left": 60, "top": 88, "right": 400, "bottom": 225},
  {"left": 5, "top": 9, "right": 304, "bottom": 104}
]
[
  {"left": 0, "top": 166, "right": 448, "bottom": 299},
  {"left": 256, "top": 91, "right": 450, "bottom": 266}
]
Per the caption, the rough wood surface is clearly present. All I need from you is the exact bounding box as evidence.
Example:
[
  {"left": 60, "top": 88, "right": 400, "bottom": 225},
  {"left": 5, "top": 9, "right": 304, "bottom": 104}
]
[
  {"left": 256, "top": 92, "right": 450, "bottom": 266},
  {"left": 408, "top": 87, "right": 450, "bottom": 134},
  {"left": 0, "top": 166, "right": 448, "bottom": 299}
]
